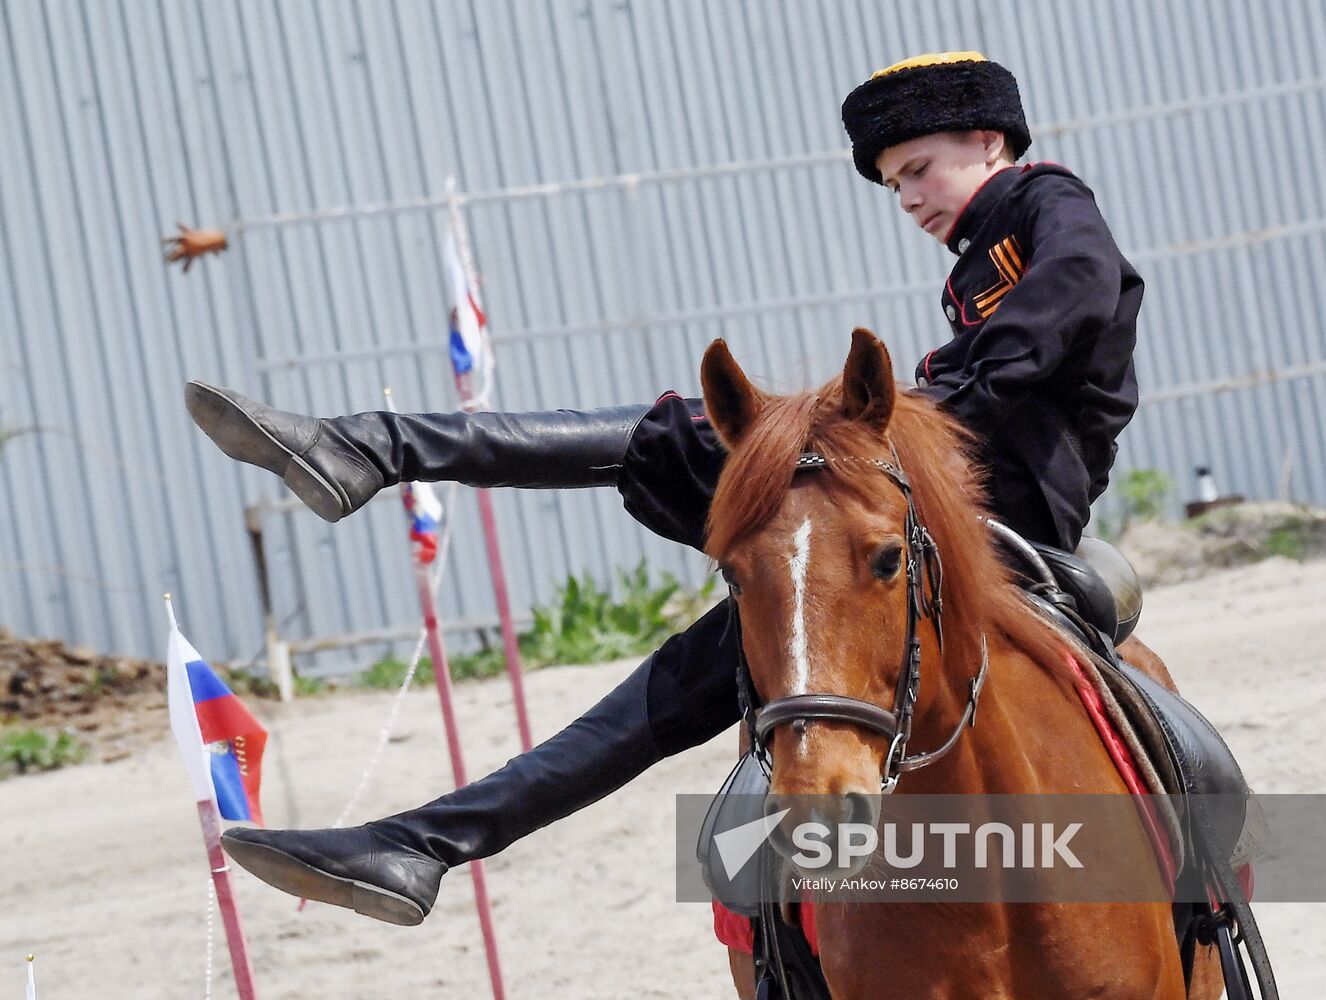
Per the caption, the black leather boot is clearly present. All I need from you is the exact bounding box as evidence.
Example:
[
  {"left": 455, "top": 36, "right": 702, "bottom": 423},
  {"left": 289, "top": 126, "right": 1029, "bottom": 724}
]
[
  {"left": 221, "top": 600, "right": 741, "bottom": 925},
  {"left": 222, "top": 660, "right": 657, "bottom": 924},
  {"left": 184, "top": 381, "right": 648, "bottom": 522}
]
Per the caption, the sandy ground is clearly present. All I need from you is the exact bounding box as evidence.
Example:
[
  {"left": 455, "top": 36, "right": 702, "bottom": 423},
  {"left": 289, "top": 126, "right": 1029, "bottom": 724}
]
[{"left": 2, "top": 558, "right": 1323, "bottom": 998}]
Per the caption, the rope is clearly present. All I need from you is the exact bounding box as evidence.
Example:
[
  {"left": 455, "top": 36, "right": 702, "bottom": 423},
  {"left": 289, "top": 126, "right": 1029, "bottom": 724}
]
[
  {"left": 320, "top": 482, "right": 460, "bottom": 833},
  {"left": 203, "top": 877, "right": 215, "bottom": 1000}
]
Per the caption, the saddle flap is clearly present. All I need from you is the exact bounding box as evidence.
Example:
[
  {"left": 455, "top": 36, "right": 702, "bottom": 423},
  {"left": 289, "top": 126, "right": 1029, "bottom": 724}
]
[
  {"left": 697, "top": 751, "right": 771, "bottom": 918},
  {"left": 1099, "top": 661, "right": 1255, "bottom": 865}
]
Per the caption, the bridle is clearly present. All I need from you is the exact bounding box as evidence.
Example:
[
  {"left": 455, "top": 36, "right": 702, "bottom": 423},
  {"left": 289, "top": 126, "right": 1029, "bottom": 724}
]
[{"left": 729, "top": 447, "right": 989, "bottom": 794}]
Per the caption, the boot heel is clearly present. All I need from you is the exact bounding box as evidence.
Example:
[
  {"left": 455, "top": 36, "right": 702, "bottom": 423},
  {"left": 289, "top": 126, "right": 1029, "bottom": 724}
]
[
  {"left": 351, "top": 881, "right": 428, "bottom": 927},
  {"left": 283, "top": 459, "right": 349, "bottom": 523}
]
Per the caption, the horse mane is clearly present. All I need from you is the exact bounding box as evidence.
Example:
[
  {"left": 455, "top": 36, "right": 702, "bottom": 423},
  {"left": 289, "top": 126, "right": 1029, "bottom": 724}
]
[{"left": 705, "top": 378, "right": 1074, "bottom": 685}]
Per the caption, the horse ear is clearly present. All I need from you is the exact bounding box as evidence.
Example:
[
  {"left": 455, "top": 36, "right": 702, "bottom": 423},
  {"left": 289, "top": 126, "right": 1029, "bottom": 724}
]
[
  {"left": 702, "top": 339, "right": 764, "bottom": 448},
  {"left": 841, "top": 327, "right": 896, "bottom": 430}
]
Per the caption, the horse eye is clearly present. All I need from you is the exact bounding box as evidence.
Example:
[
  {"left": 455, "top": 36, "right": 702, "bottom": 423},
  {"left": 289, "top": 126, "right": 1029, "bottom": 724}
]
[
  {"left": 720, "top": 566, "right": 742, "bottom": 595},
  {"left": 871, "top": 543, "right": 904, "bottom": 581}
]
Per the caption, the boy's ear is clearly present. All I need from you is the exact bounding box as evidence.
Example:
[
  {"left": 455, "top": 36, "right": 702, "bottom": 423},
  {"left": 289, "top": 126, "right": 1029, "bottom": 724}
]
[{"left": 982, "top": 129, "right": 1011, "bottom": 164}]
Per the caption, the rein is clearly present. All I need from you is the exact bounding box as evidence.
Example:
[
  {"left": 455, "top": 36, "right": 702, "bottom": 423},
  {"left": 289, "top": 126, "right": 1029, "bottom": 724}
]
[{"left": 731, "top": 447, "right": 988, "bottom": 793}]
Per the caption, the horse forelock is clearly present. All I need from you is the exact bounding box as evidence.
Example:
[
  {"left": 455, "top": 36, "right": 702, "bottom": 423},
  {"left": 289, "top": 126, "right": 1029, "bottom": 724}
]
[{"left": 705, "top": 379, "right": 1073, "bottom": 684}]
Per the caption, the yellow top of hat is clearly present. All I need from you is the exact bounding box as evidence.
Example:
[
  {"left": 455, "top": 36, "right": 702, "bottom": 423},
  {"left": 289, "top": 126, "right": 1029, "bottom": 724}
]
[{"left": 872, "top": 51, "right": 987, "bottom": 79}]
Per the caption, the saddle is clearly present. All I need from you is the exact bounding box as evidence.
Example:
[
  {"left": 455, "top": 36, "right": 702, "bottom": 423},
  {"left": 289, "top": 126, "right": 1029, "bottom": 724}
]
[
  {"left": 1034, "top": 535, "right": 1143, "bottom": 644},
  {"left": 985, "top": 521, "right": 1144, "bottom": 647},
  {"left": 1005, "top": 529, "right": 1276, "bottom": 1000}
]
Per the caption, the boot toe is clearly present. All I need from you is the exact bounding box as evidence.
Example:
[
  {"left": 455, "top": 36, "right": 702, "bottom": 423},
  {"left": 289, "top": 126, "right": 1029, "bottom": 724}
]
[
  {"left": 184, "top": 381, "right": 350, "bottom": 523},
  {"left": 221, "top": 826, "right": 442, "bottom": 926}
]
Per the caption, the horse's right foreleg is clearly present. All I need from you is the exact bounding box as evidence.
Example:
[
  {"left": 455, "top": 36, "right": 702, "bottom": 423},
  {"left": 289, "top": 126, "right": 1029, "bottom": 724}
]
[{"left": 728, "top": 948, "right": 757, "bottom": 1000}]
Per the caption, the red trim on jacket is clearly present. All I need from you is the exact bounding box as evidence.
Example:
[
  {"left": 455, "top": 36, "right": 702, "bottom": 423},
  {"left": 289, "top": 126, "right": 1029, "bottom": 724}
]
[
  {"left": 943, "top": 164, "right": 1018, "bottom": 245},
  {"left": 944, "top": 274, "right": 984, "bottom": 328}
]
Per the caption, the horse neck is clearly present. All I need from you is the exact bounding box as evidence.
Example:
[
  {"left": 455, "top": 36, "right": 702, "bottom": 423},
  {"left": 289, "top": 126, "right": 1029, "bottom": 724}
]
[
  {"left": 901, "top": 634, "right": 991, "bottom": 792},
  {"left": 907, "top": 633, "right": 1122, "bottom": 796}
]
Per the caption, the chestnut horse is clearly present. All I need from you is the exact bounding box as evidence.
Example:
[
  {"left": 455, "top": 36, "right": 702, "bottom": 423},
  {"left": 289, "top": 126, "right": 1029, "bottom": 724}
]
[{"left": 701, "top": 330, "right": 1221, "bottom": 1000}]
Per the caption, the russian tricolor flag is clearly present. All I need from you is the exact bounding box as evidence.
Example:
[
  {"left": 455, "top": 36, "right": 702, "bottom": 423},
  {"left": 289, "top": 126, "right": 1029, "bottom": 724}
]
[
  {"left": 402, "top": 479, "right": 443, "bottom": 565},
  {"left": 443, "top": 230, "right": 486, "bottom": 378},
  {"left": 166, "top": 600, "right": 267, "bottom": 824}
]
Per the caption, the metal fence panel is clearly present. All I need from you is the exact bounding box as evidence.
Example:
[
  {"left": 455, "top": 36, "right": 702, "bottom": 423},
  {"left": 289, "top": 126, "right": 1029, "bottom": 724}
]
[{"left": 2, "top": 0, "right": 1324, "bottom": 671}]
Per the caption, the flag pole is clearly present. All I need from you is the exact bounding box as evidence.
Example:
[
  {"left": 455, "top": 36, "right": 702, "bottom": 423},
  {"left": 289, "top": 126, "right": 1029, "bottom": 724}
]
[
  {"left": 197, "top": 797, "right": 259, "bottom": 1000},
  {"left": 445, "top": 179, "right": 533, "bottom": 753},
  {"left": 165, "top": 594, "right": 259, "bottom": 1000},
  {"left": 25, "top": 954, "right": 35, "bottom": 1000},
  {"left": 383, "top": 393, "right": 507, "bottom": 1000}
]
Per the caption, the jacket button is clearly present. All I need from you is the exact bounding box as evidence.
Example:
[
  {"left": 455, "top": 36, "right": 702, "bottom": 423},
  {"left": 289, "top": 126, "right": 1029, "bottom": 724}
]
[
  {"left": 945, "top": 304, "right": 957, "bottom": 321},
  {"left": 957, "top": 238, "right": 971, "bottom": 253}
]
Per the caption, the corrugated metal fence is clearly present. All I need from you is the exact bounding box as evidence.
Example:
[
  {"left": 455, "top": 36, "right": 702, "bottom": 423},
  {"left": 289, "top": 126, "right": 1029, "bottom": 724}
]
[{"left": 2, "top": 0, "right": 1324, "bottom": 671}]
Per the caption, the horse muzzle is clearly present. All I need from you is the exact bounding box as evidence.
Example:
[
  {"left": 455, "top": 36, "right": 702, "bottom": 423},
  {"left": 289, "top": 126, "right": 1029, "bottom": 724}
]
[{"left": 763, "top": 790, "right": 882, "bottom": 876}]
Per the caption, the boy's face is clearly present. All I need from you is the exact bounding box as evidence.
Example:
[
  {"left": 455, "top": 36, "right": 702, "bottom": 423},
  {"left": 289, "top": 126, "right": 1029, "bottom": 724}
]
[{"left": 876, "top": 130, "right": 1010, "bottom": 244}]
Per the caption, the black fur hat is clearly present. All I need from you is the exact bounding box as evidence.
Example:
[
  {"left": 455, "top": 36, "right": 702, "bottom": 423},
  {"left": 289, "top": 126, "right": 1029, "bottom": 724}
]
[{"left": 841, "top": 52, "right": 1032, "bottom": 185}]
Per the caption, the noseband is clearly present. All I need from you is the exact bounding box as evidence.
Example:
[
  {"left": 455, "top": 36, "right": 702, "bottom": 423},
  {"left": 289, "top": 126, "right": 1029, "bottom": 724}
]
[{"left": 730, "top": 447, "right": 989, "bottom": 794}]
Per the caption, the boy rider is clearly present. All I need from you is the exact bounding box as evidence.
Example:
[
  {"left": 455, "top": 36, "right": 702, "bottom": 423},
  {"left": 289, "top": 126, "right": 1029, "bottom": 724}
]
[{"left": 190, "top": 53, "right": 1141, "bottom": 927}]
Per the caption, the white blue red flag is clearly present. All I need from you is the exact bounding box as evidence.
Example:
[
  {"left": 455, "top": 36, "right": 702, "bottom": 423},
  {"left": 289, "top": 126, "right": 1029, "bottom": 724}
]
[
  {"left": 402, "top": 479, "right": 443, "bottom": 565},
  {"left": 166, "top": 603, "right": 267, "bottom": 824},
  {"left": 444, "top": 230, "right": 486, "bottom": 378}
]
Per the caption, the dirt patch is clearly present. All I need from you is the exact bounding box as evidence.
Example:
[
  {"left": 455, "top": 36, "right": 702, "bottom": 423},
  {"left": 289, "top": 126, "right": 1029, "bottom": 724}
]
[
  {"left": 1117, "top": 501, "right": 1326, "bottom": 588},
  {"left": 2, "top": 559, "right": 1323, "bottom": 997},
  {"left": 0, "top": 627, "right": 167, "bottom": 764}
]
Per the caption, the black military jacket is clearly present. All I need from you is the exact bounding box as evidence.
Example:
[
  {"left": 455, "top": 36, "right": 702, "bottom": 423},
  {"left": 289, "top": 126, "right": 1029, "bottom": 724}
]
[
  {"left": 617, "top": 163, "right": 1141, "bottom": 553},
  {"left": 917, "top": 163, "right": 1142, "bottom": 548}
]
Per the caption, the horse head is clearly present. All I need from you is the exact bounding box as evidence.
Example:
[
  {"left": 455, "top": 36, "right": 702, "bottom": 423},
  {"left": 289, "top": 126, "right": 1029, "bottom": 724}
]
[{"left": 704, "top": 329, "right": 950, "bottom": 859}]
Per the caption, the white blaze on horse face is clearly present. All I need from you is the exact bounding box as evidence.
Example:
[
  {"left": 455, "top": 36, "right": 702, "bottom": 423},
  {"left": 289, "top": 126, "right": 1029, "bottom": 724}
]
[{"left": 788, "top": 517, "right": 813, "bottom": 696}]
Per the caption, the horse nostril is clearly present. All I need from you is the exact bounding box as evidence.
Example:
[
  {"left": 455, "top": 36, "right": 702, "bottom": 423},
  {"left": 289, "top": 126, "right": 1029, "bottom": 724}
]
[{"left": 844, "top": 791, "right": 881, "bottom": 831}]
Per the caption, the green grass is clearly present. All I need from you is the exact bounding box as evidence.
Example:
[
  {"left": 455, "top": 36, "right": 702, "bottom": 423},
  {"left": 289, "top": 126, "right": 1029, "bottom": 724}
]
[
  {"left": 1265, "top": 525, "right": 1307, "bottom": 560},
  {"left": 0, "top": 727, "right": 88, "bottom": 778},
  {"left": 220, "top": 665, "right": 329, "bottom": 699},
  {"left": 360, "top": 560, "right": 719, "bottom": 689},
  {"left": 1119, "top": 468, "right": 1173, "bottom": 525},
  {"left": 358, "top": 655, "right": 432, "bottom": 691}
]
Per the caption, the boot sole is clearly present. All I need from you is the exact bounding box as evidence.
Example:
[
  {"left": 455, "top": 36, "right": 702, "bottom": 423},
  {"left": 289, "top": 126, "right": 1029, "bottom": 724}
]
[
  {"left": 221, "top": 835, "right": 427, "bottom": 927},
  {"left": 185, "top": 382, "right": 347, "bottom": 523}
]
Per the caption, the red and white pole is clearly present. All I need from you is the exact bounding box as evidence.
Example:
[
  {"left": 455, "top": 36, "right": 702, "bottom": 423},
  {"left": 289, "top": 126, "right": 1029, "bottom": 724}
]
[
  {"left": 197, "top": 798, "right": 259, "bottom": 1000},
  {"left": 387, "top": 390, "right": 506, "bottom": 1000},
  {"left": 454, "top": 370, "right": 533, "bottom": 753},
  {"left": 411, "top": 558, "right": 506, "bottom": 1000}
]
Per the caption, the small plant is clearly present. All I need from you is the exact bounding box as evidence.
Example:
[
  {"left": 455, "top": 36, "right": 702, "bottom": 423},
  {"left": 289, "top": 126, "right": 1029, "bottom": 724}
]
[
  {"left": 358, "top": 656, "right": 434, "bottom": 690},
  {"left": 1265, "top": 525, "right": 1307, "bottom": 561},
  {"left": 363, "top": 560, "right": 718, "bottom": 686},
  {"left": 0, "top": 728, "right": 88, "bottom": 777},
  {"left": 292, "top": 672, "right": 329, "bottom": 696},
  {"left": 525, "top": 560, "right": 682, "bottom": 667},
  {"left": 1118, "top": 468, "right": 1173, "bottom": 527},
  {"left": 449, "top": 648, "right": 511, "bottom": 682},
  {"left": 222, "top": 664, "right": 327, "bottom": 698},
  {"left": 79, "top": 665, "right": 117, "bottom": 699}
]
